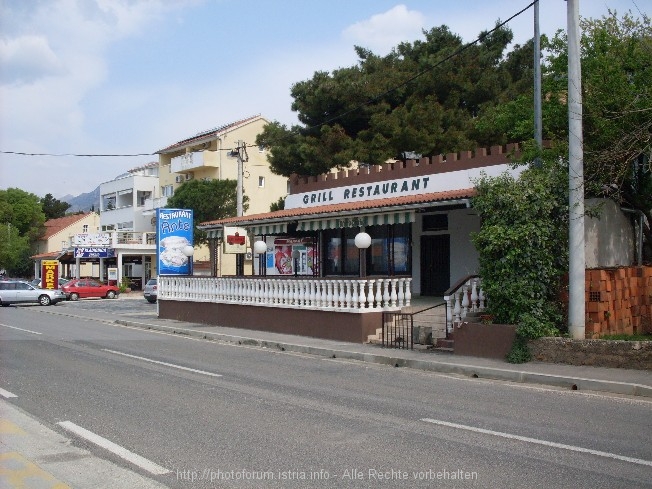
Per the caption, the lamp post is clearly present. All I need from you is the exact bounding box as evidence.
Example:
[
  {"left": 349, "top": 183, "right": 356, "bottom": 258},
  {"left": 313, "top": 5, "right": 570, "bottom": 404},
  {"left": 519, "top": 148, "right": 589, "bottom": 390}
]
[
  {"left": 182, "top": 245, "right": 194, "bottom": 276},
  {"left": 354, "top": 232, "right": 371, "bottom": 277},
  {"left": 253, "top": 240, "right": 267, "bottom": 276},
  {"left": 291, "top": 249, "right": 300, "bottom": 277}
]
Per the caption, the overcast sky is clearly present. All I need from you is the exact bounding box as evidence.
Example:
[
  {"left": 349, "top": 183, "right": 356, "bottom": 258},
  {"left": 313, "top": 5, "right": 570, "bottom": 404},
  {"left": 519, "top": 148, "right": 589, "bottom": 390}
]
[{"left": 0, "top": 0, "right": 645, "bottom": 199}]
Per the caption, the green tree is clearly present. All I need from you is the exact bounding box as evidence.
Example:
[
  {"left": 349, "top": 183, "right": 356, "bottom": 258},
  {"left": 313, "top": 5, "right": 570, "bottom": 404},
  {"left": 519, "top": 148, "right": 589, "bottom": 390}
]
[
  {"left": 474, "top": 11, "right": 652, "bottom": 257},
  {"left": 165, "top": 179, "right": 248, "bottom": 245},
  {"left": 0, "top": 188, "right": 46, "bottom": 241},
  {"left": 471, "top": 150, "right": 569, "bottom": 361},
  {"left": 0, "top": 223, "right": 31, "bottom": 277},
  {"left": 0, "top": 188, "right": 45, "bottom": 277},
  {"left": 257, "top": 23, "right": 532, "bottom": 177},
  {"left": 40, "top": 193, "right": 71, "bottom": 219},
  {"left": 269, "top": 196, "right": 285, "bottom": 212}
]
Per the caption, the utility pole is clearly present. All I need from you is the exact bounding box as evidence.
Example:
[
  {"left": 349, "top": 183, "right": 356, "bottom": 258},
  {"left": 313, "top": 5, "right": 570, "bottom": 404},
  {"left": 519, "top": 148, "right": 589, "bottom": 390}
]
[
  {"left": 234, "top": 141, "right": 247, "bottom": 275},
  {"left": 567, "top": 0, "right": 585, "bottom": 339},
  {"left": 533, "top": 0, "right": 542, "bottom": 167}
]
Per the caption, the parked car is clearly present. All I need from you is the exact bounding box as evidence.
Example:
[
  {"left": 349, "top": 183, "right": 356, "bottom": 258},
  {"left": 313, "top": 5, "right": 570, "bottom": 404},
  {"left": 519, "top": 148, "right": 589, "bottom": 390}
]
[
  {"left": 35, "top": 277, "right": 71, "bottom": 289},
  {"left": 61, "top": 279, "right": 120, "bottom": 301},
  {"left": 0, "top": 280, "right": 67, "bottom": 306},
  {"left": 143, "top": 278, "right": 157, "bottom": 303}
]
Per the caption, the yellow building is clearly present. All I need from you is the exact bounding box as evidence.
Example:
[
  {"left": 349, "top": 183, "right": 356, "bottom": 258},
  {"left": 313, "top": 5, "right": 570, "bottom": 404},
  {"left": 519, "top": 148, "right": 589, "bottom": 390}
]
[
  {"left": 156, "top": 115, "right": 288, "bottom": 276},
  {"left": 32, "top": 212, "right": 102, "bottom": 279}
]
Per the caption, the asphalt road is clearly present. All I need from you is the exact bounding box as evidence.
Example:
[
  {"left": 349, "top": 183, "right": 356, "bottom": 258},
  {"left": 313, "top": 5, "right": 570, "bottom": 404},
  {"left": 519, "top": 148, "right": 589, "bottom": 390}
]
[{"left": 1, "top": 298, "right": 651, "bottom": 488}]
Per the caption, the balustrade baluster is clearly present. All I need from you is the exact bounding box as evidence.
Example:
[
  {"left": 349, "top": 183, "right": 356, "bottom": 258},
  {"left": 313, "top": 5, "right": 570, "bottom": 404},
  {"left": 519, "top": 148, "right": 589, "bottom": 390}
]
[
  {"left": 404, "top": 278, "right": 412, "bottom": 307},
  {"left": 366, "top": 280, "right": 374, "bottom": 308},
  {"left": 461, "top": 284, "right": 469, "bottom": 319},
  {"left": 358, "top": 280, "right": 367, "bottom": 309},
  {"left": 374, "top": 280, "right": 382, "bottom": 309},
  {"left": 471, "top": 280, "right": 478, "bottom": 312},
  {"left": 397, "top": 278, "right": 405, "bottom": 307},
  {"left": 326, "top": 280, "right": 334, "bottom": 308},
  {"left": 390, "top": 279, "right": 398, "bottom": 308},
  {"left": 343, "top": 281, "right": 350, "bottom": 308},
  {"left": 445, "top": 295, "right": 453, "bottom": 334},
  {"left": 350, "top": 281, "right": 359, "bottom": 308},
  {"left": 453, "top": 290, "right": 461, "bottom": 325},
  {"left": 382, "top": 279, "right": 391, "bottom": 308}
]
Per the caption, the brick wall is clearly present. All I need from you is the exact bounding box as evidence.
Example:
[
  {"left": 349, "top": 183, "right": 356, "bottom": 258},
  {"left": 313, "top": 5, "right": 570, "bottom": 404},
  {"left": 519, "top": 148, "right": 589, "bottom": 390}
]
[{"left": 584, "top": 266, "right": 652, "bottom": 337}]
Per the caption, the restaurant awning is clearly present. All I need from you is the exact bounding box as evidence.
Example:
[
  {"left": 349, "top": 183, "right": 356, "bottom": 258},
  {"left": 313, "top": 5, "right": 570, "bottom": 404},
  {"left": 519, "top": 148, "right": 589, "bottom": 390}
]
[{"left": 297, "top": 210, "right": 415, "bottom": 231}]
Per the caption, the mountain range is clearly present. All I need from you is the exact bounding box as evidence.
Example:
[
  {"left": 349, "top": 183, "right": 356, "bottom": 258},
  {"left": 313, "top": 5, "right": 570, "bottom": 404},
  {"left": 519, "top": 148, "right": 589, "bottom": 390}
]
[{"left": 61, "top": 186, "right": 101, "bottom": 213}]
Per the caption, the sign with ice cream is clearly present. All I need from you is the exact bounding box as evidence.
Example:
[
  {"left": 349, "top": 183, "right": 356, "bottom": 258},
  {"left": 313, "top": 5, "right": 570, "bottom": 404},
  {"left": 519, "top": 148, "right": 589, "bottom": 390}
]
[{"left": 156, "top": 208, "right": 194, "bottom": 275}]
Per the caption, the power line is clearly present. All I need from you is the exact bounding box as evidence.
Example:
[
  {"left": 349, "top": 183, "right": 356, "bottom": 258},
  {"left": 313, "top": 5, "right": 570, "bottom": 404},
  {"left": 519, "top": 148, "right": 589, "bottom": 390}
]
[
  {"left": 2, "top": 2, "right": 537, "bottom": 157},
  {"left": 1, "top": 151, "right": 154, "bottom": 157}
]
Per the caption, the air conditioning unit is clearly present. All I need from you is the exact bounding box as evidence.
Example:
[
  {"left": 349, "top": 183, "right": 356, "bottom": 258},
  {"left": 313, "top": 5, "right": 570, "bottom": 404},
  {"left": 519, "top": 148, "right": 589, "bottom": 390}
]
[
  {"left": 245, "top": 251, "right": 253, "bottom": 261},
  {"left": 185, "top": 172, "right": 194, "bottom": 181},
  {"left": 175, "top": 175, "right": 184, "bottom": 183}
]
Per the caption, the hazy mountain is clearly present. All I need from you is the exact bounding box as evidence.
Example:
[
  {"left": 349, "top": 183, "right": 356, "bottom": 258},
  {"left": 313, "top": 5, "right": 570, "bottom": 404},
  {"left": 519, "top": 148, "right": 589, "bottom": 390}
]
[{"left": 63, "top": 186, "right": 100, "bottom": 213}]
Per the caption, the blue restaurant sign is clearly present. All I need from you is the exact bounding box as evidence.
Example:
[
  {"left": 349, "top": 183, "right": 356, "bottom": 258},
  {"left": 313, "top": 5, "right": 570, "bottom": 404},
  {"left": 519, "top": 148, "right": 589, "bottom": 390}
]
[
  {"left": 74, "top": 248, "right": 115, "bottom": 258},
  {"left": 156, "top": 208, "right": 194, "bottom": 275}
]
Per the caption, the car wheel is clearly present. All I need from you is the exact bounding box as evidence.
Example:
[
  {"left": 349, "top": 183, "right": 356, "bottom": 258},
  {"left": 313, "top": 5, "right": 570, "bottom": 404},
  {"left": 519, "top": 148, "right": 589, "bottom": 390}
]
[
  {"left": 106, "top": 290, "right": 116, "bottom": 299},
  {"left": 146, "top": 298, "right": 156, "bottom": 303},
  {"left": 70, "top": 292, "right": 80, "bottom": 301},
  {"left": 39, "top": 295, "right": 52, "bottom": 306},
  {"left": 1, "top": 301, "right": 9, "bottom": 307}
]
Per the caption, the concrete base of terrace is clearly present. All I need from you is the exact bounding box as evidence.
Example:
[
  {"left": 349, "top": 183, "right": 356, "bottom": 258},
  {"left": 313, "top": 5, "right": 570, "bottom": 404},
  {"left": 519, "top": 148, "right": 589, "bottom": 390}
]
[{"left": 158, "top": 300, "right": 383, "bottom": 343}]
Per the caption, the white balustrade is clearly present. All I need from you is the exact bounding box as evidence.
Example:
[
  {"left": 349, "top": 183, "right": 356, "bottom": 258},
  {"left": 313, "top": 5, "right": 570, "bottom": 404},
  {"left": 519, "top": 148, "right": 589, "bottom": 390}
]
[
  {"left": 444, "top": 277, "right": 487, "bottom": 332},
  {"left": 158, "top": 276, "right": 412, "bottom": 312}
]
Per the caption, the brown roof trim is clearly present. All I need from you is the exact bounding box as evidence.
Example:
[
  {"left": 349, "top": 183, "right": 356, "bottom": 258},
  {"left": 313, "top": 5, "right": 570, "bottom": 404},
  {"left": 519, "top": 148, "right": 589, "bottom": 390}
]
[
  {"left": 199, "top": 188, "right": 475, "bottom": 228},
  {"left": 156, "top": 115, "right": 265, "bottom": 154}
]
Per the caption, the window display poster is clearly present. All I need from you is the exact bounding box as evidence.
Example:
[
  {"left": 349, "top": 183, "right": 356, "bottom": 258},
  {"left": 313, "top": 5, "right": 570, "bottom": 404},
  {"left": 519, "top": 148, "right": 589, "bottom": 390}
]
[
  {"left": 156, "top": 208, "right": 193, "bottom": 275},
  {"left": 264, "top": 237, "right": 315, "bottom": 275}
]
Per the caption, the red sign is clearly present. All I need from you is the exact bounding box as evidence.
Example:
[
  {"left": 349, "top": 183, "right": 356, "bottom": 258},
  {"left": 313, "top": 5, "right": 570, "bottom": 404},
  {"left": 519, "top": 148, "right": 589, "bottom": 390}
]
[
  {"left": 226, "top": 232, "right": 246, "bottom": 246},
  {"left": 41, "top": 260, "right": 59, "bottom": 290}
]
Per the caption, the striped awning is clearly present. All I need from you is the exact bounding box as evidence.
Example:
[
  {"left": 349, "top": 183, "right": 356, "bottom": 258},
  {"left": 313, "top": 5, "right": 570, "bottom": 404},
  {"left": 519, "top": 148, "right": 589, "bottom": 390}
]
[
  {"left": 250, "top": 222, "right": 288, "bottom": 235},
  {"left": 297, "top": 210, "right": 414, "bottom": 232},
  {"left": 205, "top": 228, "right": 222, "bottom": 239},
  {"left": 204, "top": 222, "right": 288, "bottom": 239}
]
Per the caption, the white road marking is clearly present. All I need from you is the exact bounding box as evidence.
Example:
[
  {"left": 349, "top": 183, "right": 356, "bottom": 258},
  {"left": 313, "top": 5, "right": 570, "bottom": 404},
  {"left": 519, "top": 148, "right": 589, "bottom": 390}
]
[
  {"left": 421, "top": 418, "right": 652, "bottom": 467},
  {"left": 103, "top": 349, "right": 222, "bottom": 377},
  {"left": 57, "top": 421, "right": 170, "bottom": 475},
  {"left": 0, "top": 323, "right": 42, "bottom": 335},
  {"left": 0, "top": 387, "right": 18, "bottom": 398}
]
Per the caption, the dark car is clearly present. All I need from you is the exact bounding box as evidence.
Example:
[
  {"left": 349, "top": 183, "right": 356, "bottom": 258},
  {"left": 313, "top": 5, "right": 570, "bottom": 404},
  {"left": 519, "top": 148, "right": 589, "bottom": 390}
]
[
  {"left": 143, "top": 278, "right": 157, "bottom": 303},
  {"left": 61, "top": 279, "right": 120, "bottom": 301},
  {"left": 0, "top": 280, "right": 67, "bottom": 306}
]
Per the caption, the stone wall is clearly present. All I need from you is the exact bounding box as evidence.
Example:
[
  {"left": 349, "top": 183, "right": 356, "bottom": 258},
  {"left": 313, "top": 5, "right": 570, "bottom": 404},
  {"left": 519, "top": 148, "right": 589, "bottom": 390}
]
[{"left": 529, "top": 337, "right": 652, "bottom": 370}]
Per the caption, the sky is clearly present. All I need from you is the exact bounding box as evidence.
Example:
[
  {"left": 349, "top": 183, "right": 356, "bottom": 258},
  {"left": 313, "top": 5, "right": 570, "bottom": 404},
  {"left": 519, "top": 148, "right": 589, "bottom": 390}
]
[{"left": 0, "top": 0, "right": 646, "bottom": 199}]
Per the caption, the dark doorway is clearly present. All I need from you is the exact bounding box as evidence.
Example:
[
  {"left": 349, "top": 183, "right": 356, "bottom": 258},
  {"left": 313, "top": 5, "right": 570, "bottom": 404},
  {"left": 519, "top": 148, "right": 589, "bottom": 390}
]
[{"left": 420, "top": 234, "right": 450, "bottom": 296}]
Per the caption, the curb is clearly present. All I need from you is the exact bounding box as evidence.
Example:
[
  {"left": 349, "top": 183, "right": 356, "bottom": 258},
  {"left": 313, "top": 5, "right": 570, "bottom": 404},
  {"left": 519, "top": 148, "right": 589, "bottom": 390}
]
[{"left": 115, "top": 319, "right": 652, "bottom": 399}]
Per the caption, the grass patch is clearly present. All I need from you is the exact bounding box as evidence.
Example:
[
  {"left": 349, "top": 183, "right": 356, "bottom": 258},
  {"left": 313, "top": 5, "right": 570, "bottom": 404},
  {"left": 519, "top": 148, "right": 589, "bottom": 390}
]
[{"left": 599, "top": 333, "right": 652, "bottom": 341}]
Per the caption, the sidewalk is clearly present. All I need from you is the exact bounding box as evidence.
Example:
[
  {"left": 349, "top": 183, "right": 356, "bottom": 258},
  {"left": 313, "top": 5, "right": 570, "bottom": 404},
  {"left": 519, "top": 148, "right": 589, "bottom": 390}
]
[
  {"left": 112, "top": 312, "right": 652, "bottom": 399},
  {"left": 0, "top": 400, "right": 168, "bottom": 489}
]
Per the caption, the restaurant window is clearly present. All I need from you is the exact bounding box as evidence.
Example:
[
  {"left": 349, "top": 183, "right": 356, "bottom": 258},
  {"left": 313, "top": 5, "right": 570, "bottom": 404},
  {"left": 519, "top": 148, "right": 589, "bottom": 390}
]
[{"left": 322, "top": 223, "right": 410, "bottom": 276}]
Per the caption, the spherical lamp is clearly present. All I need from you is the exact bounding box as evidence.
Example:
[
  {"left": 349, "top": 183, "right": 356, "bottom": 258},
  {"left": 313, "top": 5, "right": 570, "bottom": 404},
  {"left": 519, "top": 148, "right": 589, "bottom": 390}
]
[
  {"left": 253, "top": 240, "right": 268, "bottom": 254},
  {"left": 354, "top": 232, "right": 371, "bottom": 249}
]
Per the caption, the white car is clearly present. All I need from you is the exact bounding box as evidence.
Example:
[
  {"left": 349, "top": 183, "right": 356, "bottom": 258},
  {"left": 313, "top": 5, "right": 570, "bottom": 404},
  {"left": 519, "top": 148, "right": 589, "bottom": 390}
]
[{"left": 0, "top": 280, "right": 67, "bottom": 306}]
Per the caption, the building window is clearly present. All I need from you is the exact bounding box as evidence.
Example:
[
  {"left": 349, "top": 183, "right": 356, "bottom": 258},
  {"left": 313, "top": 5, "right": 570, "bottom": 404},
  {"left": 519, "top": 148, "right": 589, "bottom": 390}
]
[
  {"left": 82, "top": 224, "right": 89, "bottom": 233},
  {"left": 322, "top": 223, "right": 411, "bottom": 276},
  {"left": 423, "top": 214, "right": 448, "bottom": 231},
  {"left": 258, "top": 176, "right": 265, "bottom": 188},
  {"left": 161, "top": 185, "right": 174, "bottom": 197}
]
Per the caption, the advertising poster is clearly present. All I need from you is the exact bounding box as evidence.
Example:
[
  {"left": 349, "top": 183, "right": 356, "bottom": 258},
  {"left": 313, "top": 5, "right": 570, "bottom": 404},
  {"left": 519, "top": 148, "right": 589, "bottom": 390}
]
[
  {"left": 267, "top": 238, "right": 315, "bottom": 276},
  {"left": 41, "top": 260, "right": 59, "bottom": 289},
  {"left": 156, "top": 208, "right": 193, "bottom": 275}
]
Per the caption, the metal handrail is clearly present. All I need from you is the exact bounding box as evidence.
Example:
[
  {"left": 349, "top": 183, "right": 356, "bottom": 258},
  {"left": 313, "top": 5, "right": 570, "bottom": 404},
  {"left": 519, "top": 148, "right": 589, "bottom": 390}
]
[{"left": 381, "top": 303, "right": 446, "bottom": 350}]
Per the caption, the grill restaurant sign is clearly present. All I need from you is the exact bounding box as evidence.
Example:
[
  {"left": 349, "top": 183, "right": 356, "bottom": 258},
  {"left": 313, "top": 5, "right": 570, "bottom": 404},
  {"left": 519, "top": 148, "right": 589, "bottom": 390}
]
[{"left": 284, "top": 164, "right": 520, "bottom": 209}]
